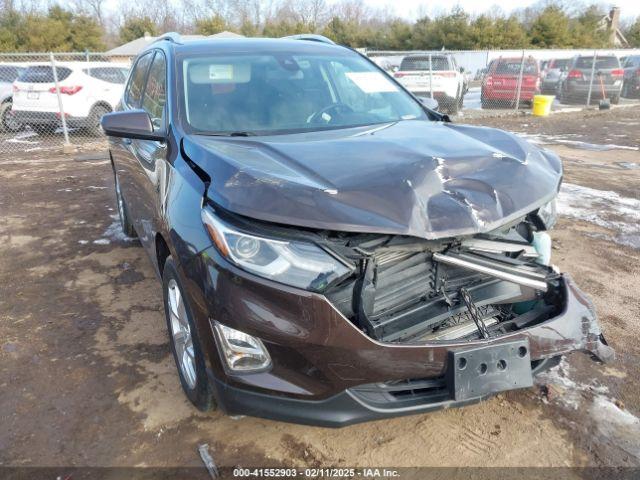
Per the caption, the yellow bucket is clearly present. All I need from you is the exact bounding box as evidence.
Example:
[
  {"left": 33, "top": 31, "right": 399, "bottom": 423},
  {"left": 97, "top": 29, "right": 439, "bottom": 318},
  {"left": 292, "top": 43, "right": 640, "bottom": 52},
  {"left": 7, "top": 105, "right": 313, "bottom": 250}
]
[{"left": 532, "top": 95, "right": 555, "bottom": 117}]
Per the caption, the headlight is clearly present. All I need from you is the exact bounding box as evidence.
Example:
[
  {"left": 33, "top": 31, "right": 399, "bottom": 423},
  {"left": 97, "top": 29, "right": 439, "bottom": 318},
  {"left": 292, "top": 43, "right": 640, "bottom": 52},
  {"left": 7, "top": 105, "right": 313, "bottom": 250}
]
[
  {"left": 536, "top": 198, "right": 557, "bottom": 230},
  {"left": 202, "top": 208, "right": 351, "bottom": 291}
]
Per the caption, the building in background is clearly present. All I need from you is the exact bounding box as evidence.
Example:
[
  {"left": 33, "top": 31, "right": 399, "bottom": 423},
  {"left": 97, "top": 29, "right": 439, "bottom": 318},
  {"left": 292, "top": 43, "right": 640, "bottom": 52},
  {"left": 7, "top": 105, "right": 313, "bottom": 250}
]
[{"left": 105, "top": 31, "right": 244, "bottom": 62}]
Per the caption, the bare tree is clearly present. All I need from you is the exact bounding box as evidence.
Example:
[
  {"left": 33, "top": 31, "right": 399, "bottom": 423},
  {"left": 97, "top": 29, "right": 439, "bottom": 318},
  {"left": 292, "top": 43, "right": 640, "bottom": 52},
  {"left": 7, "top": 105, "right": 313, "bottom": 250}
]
[{"left": 70, "top": 0, "right": 107, "bottom": 25}]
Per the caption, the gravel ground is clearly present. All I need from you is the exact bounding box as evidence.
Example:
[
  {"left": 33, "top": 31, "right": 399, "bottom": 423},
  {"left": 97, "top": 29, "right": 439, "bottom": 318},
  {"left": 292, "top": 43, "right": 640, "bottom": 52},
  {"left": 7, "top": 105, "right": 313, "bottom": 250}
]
[{"left": 1, "top": 107, "right": 639, "bottom": 477}]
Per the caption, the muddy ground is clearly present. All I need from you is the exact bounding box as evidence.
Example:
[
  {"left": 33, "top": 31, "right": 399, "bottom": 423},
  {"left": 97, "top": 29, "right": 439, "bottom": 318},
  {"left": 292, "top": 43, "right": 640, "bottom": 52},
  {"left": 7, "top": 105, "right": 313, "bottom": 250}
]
[{"left": 1, "top": 107, "right": 639, "bottom": 477}]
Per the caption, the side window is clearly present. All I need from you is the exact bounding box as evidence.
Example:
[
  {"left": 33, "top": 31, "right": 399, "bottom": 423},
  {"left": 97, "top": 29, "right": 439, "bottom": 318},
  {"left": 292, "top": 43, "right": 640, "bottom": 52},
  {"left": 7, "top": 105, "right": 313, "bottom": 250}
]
[
  {"left": 89, "top": 68, "right": 127, "bottom": 84},
  {"left": 125, "top": 53, "right": 153, "bottom": 108},
  {"left": 141, "top": 52, "right": 167, "bottom": 128}
]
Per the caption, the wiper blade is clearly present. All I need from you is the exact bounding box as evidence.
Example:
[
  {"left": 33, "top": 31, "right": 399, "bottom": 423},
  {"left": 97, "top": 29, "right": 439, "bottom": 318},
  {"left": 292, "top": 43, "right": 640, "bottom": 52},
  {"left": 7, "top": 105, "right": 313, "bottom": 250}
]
[{"left": 201, "top": 131, "right": 256, "bottom": 137}]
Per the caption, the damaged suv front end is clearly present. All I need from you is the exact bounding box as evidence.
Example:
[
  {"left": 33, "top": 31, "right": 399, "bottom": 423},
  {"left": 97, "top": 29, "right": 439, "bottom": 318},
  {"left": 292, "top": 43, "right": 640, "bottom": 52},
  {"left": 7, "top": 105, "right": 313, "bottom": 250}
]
[
  {"left": 196, "top": 195, "right": 613, "bottom": 427},
  {"left": 103, "top": 37, "right": 613, "bottom": 427}
]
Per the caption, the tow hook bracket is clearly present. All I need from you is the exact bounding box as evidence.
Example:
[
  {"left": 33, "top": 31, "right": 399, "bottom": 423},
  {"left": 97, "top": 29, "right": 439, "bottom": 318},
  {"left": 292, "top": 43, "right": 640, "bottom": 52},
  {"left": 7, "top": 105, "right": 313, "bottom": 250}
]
[{"left": 447, "top": 339, "right": 533, "bottom": 401}]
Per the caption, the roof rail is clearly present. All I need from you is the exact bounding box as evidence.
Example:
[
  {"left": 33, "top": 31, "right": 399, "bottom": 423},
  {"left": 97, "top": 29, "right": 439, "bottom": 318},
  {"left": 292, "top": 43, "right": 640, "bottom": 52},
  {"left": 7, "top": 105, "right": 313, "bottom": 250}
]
[
  {"left": 154, "top": 32, "right": 182, "bottom": 45},
  {"left": 283, "top": 34, "right": 335, "bottom": 45}
]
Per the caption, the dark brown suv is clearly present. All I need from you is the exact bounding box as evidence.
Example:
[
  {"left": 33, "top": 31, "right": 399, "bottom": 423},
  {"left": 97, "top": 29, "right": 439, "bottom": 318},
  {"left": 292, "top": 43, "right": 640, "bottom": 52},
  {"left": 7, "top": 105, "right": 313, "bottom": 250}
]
[{"left": 101, "top": 34, "right": 613, "bottom": 427}]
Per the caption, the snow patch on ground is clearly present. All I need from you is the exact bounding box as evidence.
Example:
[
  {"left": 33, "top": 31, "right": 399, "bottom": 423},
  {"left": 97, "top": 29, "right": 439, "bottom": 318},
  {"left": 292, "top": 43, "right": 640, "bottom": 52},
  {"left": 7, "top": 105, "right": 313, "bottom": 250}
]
[
  {"left": 92, "top": 215, "right": 136, "bottom": 245},
  {"left": 557, "top": 182, "right": 640, "bottom": 249},
  {"left": 536, "top": 357, "right": 608, "bottom": 410},
  {"left": 537, "top": 357, "right": 640, "bottom": 460},
  {"left": 518, "top": 132, "right": 638, "bottom": 151},
  {"left": 590, "top": 395, "right": 640, "bottom": 460}
]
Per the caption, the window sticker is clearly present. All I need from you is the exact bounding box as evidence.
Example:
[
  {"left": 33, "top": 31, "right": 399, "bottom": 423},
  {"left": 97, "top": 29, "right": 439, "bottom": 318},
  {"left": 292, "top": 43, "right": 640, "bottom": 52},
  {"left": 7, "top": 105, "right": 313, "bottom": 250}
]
[
  {"left": 209, "top": 64, "right": 234, "bottom": 81},
  {"left": 345, "top": 71, "right": 398, "bottom": 93}
]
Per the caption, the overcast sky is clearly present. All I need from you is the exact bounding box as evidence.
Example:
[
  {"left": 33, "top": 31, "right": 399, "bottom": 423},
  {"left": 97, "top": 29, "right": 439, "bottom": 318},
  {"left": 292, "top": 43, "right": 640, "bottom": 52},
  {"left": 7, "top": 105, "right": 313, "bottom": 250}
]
[{"left": 355, "top": 0, "right": 640, "bottom": 20}]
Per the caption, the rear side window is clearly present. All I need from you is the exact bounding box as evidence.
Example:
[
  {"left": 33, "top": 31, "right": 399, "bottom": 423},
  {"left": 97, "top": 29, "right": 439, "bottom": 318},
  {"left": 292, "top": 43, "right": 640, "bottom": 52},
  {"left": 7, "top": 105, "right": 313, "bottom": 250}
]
[
  {"left": 400, "top": 56, "right": 450, "bottom": 71},
  {"left": 624, "top": 56, "right": 640, "bottom": 67},
  {"left": 575, "top": 57, "right": 619, "bottom": 69},
  {"left": 141, "top": 53, "right": 167, "bottom": 126},
  {"left": 0, "top": 66, "right": 23, "bottom": 82},
  {"left": 18, "top": 66, "right": 72, "bottom": 83},
  {"left": 125, "top": 53, "right": 154, "bottom": 107},
  {"left": 86, "top": 67, "right": 128, "bottom": 84},
  {"left": 551, "top": 59, "right": 570, "bottom": 69}
]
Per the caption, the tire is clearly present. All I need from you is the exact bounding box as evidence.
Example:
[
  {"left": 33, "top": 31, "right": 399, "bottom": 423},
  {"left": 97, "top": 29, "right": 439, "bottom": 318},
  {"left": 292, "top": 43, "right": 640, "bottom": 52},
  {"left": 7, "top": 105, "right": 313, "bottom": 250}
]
[
  {"left": 622, "top": 82, "right": 629, "bottom": 98},
  {"left": 86, "top": 105, "right": 110, "bottom": 136},
  {"left": 610, "top": 95, "right": 620, "bottom": 105},
  {"left": 448, "top": 95, "right": 459, "bottom": 115},
  {"left": 0, "top": 101, "right": 23, "bottom": 133},
  {"left": 557, "top": 85, "right": 567, "bottom": 104},
  {"left": 113, "top": 171, "right": 138, "bottom": 238},
  {"left": 162, "top": 256, "right": 216, "bottom": 412}
]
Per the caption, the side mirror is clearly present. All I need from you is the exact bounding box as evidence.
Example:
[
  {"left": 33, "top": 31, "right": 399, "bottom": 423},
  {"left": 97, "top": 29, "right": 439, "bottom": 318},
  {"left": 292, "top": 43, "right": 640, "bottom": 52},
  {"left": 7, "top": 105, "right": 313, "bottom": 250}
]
[
  {"left": 418, "top": 96, "right": 439, "bottom": 111},
  {"left": 459, "top": 67, "right": 465, "bottom": 73},
  {"left": 101, "top": 109, "right": 165, "bottom": 141},
  {"left": 392, "top": 66, "right": 399, "bottom": 72}
]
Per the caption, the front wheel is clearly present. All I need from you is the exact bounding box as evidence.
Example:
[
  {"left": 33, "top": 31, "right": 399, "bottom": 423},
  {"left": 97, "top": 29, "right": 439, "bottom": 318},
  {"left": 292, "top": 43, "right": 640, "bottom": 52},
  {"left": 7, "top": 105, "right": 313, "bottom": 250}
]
[{"left": 162, "top": 256, "right": 216, "bottom": 411}]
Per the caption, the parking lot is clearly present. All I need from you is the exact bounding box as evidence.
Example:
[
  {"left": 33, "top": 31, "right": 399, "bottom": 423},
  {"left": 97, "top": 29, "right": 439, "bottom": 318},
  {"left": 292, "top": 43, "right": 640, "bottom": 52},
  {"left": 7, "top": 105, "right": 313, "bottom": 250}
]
[{"left": 1, "top": 106, "right": 639, "bottom": 475}]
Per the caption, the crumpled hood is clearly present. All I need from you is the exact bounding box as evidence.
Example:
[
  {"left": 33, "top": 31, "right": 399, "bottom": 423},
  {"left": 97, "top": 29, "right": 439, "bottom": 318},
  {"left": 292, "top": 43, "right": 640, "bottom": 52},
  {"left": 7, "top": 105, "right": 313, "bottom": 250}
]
[{"left": 183, "top": 120, "right": 562, "bottom": 239}]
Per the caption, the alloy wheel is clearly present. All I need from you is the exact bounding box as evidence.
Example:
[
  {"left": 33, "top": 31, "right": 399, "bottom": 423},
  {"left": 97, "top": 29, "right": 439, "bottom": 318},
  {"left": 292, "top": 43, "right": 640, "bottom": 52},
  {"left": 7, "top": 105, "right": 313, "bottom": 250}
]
[{"left": 167, "top": 279, "right": 197, "bottom": 389}]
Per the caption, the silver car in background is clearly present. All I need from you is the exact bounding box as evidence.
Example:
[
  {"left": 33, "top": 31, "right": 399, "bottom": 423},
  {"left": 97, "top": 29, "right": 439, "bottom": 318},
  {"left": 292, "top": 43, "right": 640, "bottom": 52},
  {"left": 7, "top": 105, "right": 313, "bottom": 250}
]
[{"left": 540, "top": 58, "right": 571, "bottom": 95}]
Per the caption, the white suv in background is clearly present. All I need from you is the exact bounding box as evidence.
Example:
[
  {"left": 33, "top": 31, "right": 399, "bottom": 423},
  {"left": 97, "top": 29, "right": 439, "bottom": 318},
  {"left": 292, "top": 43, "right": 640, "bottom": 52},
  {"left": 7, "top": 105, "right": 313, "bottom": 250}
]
[
  {"left": 393, "top": 54, "right": 466, "bottom": 114},
  {"left": 12, "top": 62, "right": 130, "bottom": 135}
]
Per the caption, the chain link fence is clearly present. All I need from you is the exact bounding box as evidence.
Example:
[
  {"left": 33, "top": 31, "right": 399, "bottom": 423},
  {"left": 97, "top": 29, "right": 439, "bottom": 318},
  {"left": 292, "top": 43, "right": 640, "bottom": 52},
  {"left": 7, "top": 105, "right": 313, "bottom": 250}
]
[
  {"left": 0, "top": 52, "right": 132, "bottom": 156},
  {"left": 1, "top": 49, "right": 639, "bottom": 156}
]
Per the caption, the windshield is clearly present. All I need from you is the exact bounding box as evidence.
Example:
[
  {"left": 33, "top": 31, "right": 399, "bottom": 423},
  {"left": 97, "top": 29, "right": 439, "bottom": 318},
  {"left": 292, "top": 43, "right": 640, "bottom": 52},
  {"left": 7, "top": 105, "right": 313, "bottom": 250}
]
[
  {"left": 400, "top": 56, "right": 451, "bottom": 71},
  {"left": 494, "top": 61, "right": 538, "bottom": 75},
  {"left": 18, "top": 65, "right": 72, "bottom": 83},
  {"left": 550, "top": 59, "right": 570, "bottom": 69},
  {"left": 180, "top": 51, "right": 426, "bottom": 136},
  {"left": 575, "top": 57, "right": 619, "bottom": 69}
]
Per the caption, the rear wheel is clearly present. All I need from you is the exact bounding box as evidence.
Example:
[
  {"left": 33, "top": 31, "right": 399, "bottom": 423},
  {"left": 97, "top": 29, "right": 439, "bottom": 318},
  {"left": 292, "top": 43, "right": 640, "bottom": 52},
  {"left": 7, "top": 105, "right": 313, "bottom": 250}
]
[
  {"left": 87, "top": 105, "right": 109, "bottom": 136},
  {"left": 610, "top": 94, "right": 620, "bottom": 105},
  {"left": 0, "top": 101, "right": 23, "bottom": 133},
  {"left": 162, "top": 256, "right": 216, "bottom": 412},
  {"left": 113, "top": 172, "right": 137, "bottom": 238}
]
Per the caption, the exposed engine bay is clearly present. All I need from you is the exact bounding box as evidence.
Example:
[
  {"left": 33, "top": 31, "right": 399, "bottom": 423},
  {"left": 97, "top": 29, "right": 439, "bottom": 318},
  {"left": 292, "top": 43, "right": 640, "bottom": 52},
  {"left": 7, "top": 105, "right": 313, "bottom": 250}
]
[{"left": 321, "top": 215, "right": 562, "bottom": 344}]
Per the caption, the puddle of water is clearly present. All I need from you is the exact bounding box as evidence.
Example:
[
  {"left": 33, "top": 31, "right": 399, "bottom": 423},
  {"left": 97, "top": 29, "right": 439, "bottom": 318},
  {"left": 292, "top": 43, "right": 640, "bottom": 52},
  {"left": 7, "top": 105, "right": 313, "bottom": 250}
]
[{"left": 558, "top": 183, "right": 640, "bottom": 249}]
